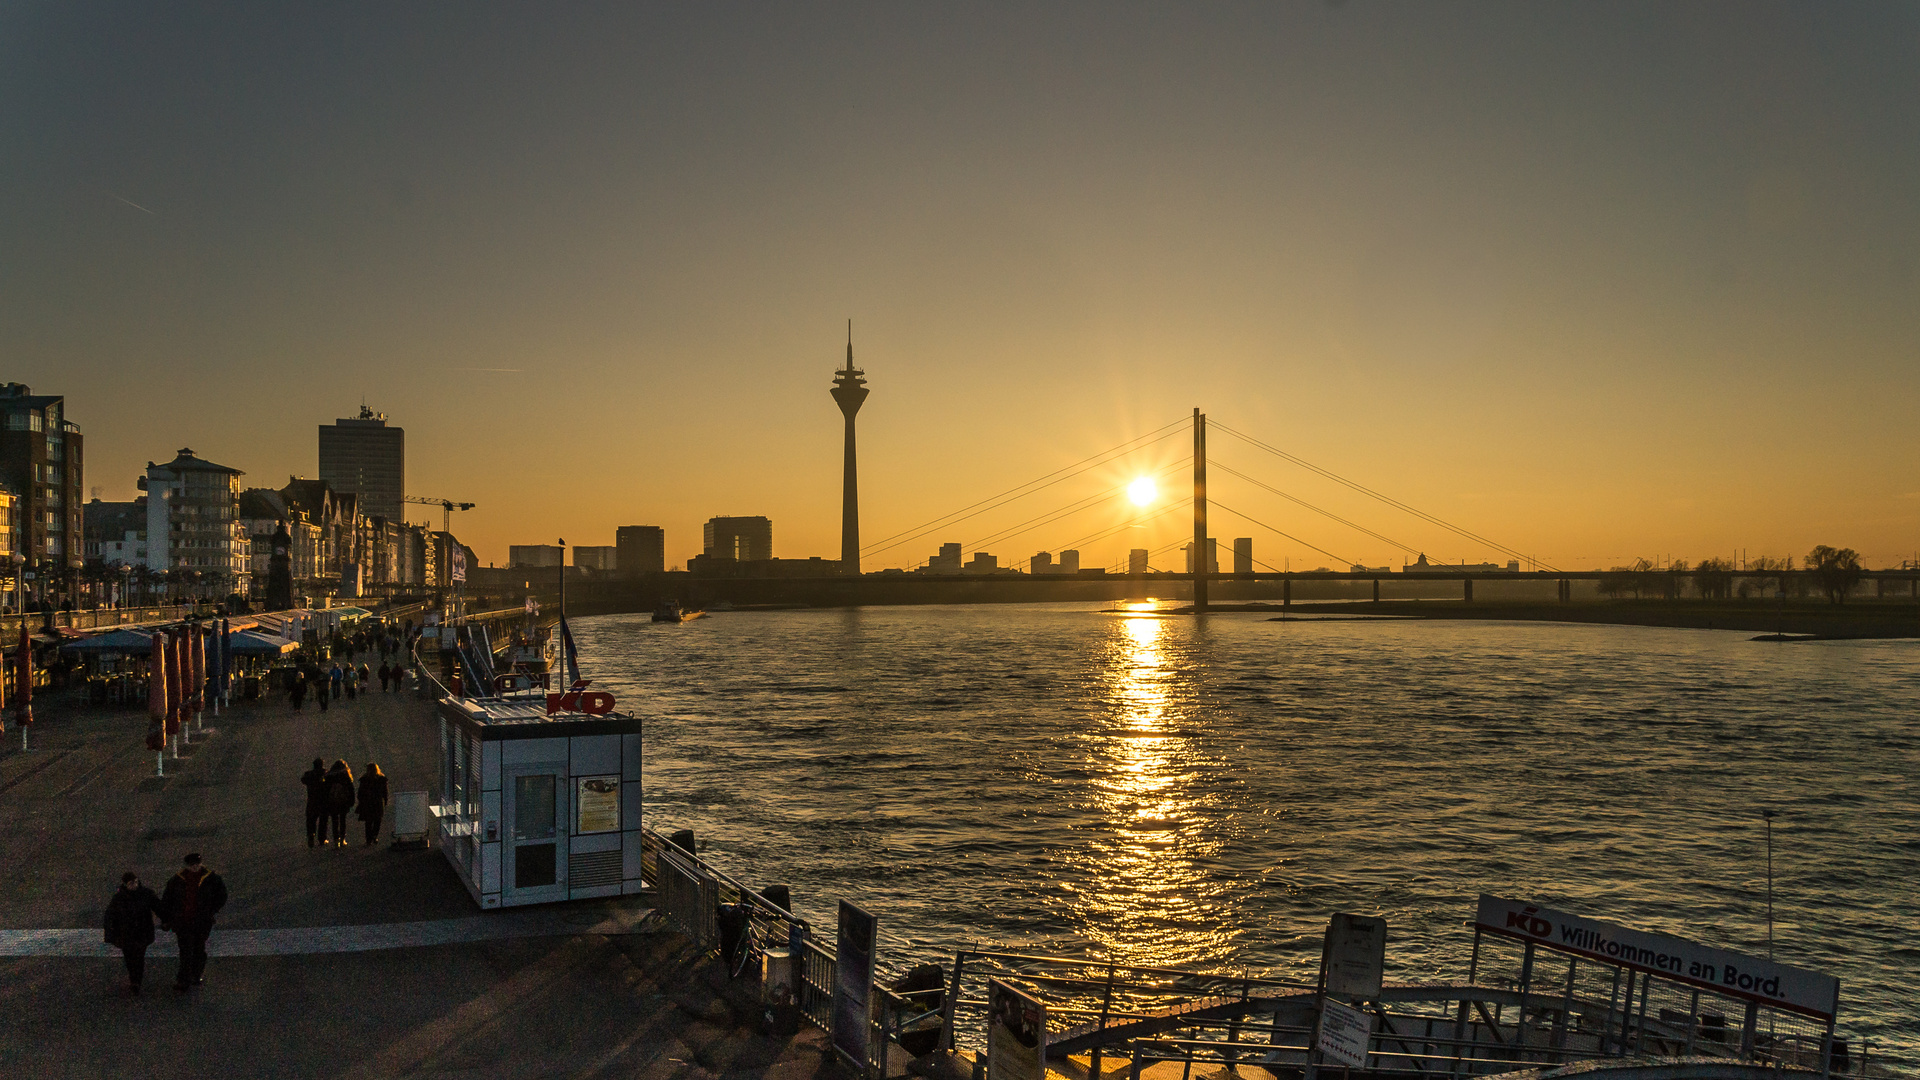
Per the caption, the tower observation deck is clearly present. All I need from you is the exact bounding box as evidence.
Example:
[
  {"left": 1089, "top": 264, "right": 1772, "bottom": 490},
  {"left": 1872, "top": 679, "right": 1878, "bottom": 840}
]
[{"left": 829, "top": 329, "right": 869, "bottom": 575}]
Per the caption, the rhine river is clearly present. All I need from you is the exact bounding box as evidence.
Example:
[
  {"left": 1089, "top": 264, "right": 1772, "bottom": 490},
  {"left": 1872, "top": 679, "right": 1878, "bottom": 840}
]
[{"left": 572, "top": 603, "right": 1917, "bottom": 1063}]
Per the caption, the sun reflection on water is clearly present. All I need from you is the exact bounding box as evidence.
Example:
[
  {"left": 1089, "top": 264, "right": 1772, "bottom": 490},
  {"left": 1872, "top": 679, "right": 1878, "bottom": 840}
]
[{"left": 1059, "top": 612, "right": 1233, "bottom": 967}]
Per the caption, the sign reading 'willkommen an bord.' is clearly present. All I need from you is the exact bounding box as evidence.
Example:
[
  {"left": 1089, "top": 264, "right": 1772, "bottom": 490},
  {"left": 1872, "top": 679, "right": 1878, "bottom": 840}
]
[{"left": 1475, "top": 895, "right": 1839, "bottom": 1020}]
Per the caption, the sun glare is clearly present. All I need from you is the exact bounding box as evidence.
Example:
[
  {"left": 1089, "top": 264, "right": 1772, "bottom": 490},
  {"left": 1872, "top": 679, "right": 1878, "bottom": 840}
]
[{"left": 1127, "top": 477, "right": 1157, "bottom": 506}]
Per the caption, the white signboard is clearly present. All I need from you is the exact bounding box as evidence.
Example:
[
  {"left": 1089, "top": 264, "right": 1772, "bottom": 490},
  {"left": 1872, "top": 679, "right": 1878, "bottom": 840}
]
[
  {"left": 1475, "top": 895, "right": 1838, "bottom": 1020},
  {"left": 1317, "top": 997, "right": 1371, "bottom": 1069},
  {"left": 1323, "top": 913, "right": 1386, "bottom": 998}
]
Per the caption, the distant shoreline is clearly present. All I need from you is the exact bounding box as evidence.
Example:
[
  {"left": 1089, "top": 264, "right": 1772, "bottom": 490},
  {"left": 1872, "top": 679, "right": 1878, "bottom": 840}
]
[{"left": 1157, "top": 599, "right": 1920, "bottom": 640}]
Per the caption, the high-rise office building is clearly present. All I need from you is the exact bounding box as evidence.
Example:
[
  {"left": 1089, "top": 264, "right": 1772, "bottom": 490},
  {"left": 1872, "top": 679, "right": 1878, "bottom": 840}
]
[
  {"left": 1184, "top": 538, "right": 1219, "bottom": 574},
  {"left": 1129, "top": 549, "right": 1150, "bottom": 574},
  {"left": 829, "top": 330, "right": 869, "bottom": 575},
  {"left": 509, "top": 545, "right": 563, "bottom": 568},
  {"left": 573, "top": 546, "right": 617, "bottom": 572},
  {"left": 0, "top": 384, "right": 84, "bottom": 576},
  {"left": 616, "top": 525, "right": 665, "bottom": 576},
  {"left": 1233, "top": 538, "right": 1253, "bottom": 574},
  {"left": 318, "top": 406, "right": 405, "bottom": 522},
  {"left": 703, "top": 516, "right": 772, "bottom": 561},
  {"left": 927, "top": 542, "right": 962, "bottom": 573},
  {"left": 1058, "top": 549, "right": 1080, "bottom": 574}
]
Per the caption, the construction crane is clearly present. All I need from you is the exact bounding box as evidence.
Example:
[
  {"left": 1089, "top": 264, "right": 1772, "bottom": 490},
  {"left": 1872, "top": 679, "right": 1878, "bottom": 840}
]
[{"left": 404, "top": 496, "right": 476, "bottom": 533}]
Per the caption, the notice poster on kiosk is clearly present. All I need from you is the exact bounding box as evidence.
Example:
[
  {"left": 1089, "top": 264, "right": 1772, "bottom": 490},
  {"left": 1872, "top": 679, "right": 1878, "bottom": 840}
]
[
  {"left": 831, "top": 901, "right": 878, "bottom": 1070},
  {"left": 987, "top": 979, "right": 1047, "bottom": 1080},
  {"left": 575, "top": 776, "right": 620, "bottom": 834}
]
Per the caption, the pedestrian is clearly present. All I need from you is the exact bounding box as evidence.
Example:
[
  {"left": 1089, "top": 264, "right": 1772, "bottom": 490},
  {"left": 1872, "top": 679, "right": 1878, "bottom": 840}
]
[
  {"left": 158, "top": 853, "right": 227, "bottom": 992},
  {"left": 344, "top": 663, "right": 357, "bottom": 701},
  {"left": 312, "top": 667, "right": 330, "bottom": 713},
  {"left": 324, "top": 760, "right": 355, "bottom": 847},
  {"left": 357, "top": 660, "right": 370, "bottom": 694},
  {"left": 103, "top": 871, "right": 159, "bottom": 995},
  {"left": 301, "top": 757, "right": 329, "bottom": 847},
  {"left": 329, "top": 661, "right": 343, "bottom": 701},
  {"left": 357, "top": 762, "right": 389, "bottom": 846},
  {"left": 289, "top": 668, "right": 307, "bottom": 710},
  {"left": 377, "top": 661, "right": 391, "bottom": 693}
]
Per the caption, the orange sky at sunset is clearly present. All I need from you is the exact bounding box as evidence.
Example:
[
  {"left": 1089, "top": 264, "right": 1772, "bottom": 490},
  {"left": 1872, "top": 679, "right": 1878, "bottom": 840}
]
[{"left": 5, "top": 5, "right": 1917, "bottom": 571}]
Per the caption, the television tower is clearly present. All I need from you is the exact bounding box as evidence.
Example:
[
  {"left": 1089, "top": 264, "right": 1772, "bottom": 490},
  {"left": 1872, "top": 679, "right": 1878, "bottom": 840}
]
[{"left": 830, "top": 321, "right": 869, "bottom": 575}]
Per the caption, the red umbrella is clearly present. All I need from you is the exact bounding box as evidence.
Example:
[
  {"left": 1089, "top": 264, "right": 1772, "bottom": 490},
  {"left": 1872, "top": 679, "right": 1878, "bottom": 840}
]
[
  {"left": 164, "top": 630, "right": 182, "bottom": 738},
  {"left": 146, "top": 633, "right": 168, "bottom": 752}
]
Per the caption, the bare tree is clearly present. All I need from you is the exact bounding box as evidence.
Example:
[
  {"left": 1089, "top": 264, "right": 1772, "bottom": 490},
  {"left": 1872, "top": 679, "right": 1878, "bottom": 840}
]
[
  {"left": 1693, "top": 558, "right": 1734, "bottom": 600},
  {"left": 1806, "top": 545, "right": 1863, "bottom": 604}
]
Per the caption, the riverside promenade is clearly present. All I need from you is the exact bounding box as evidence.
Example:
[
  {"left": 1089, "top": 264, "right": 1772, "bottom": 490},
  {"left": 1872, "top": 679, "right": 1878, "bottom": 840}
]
[{"left": 0, "top": 680, "right": 840, "bottom": 1080}]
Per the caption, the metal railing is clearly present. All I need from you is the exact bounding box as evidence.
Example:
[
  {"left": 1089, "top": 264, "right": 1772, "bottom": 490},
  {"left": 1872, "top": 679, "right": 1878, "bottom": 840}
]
[
  {"left": 636, "top": 827, "right": 811, "bottom": 976},
  {"left": 0, "top": 605, "right": 201, "bottom": 638}
]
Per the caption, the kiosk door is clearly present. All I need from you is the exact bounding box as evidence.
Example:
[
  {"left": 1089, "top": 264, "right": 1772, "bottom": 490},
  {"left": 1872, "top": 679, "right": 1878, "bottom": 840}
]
[{"left": 505, "top": 766, "right": 567, "bottom": 904}]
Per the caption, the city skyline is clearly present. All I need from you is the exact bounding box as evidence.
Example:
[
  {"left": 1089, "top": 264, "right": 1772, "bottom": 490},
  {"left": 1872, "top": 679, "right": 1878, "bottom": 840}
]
[{"left": 6, "top": 5, "right": 1917, "bottom": 570}]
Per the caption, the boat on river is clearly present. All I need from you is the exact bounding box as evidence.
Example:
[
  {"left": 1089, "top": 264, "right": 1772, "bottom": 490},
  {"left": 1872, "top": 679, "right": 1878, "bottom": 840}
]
[{"left": 652, "top": 601, "right": 705, "bottom": 623}]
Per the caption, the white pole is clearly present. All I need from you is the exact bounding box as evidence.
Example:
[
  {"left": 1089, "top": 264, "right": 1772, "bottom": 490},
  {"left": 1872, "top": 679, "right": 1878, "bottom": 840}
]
[
  {"left": 1763, "top": 808, "right": 1776, "bottom": 959},
  {"left": 156, "top": 750, "right": 164, "bottom": 778}
]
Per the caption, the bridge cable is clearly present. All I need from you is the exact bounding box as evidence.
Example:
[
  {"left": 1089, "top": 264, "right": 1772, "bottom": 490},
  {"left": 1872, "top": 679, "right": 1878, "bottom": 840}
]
[
  {"left": 860, "top": 417, "right": 1189, "bottom": 560},
  {"left": 1210, "top": 501, "right": 1354, "bottom": 568},
  {"left": 1210, "top": 460, "right": 1421, "bottom": 557},
  {"left": 1209, "top": 419, "right": 1559, "bottom": 573},
  {"left": 963, "top": 458, "right": 1193, "bottom": 554}
]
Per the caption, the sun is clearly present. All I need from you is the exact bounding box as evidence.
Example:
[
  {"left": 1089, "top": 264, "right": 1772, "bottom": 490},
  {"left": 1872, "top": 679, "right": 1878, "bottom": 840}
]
[{"left": 1127, "top": 477, "right": 1157, "bottom": 506}]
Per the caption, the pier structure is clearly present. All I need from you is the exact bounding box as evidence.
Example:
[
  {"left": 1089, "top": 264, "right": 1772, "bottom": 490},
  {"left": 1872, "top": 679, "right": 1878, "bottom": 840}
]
[{"left": 830, "top": 325, "right": 870, "bottom": 576}]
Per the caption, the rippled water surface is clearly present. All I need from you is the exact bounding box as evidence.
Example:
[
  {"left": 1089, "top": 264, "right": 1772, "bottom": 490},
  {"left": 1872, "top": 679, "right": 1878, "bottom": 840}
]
[{"left": 573, "top": 604, "right": 1918, "bottom": 1061}]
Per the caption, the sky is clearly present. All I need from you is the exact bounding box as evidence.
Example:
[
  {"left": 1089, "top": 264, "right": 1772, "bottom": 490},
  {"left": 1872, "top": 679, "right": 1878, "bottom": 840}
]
[{"left": 4, "top": 3, "right": 1917, "bottom": 572}]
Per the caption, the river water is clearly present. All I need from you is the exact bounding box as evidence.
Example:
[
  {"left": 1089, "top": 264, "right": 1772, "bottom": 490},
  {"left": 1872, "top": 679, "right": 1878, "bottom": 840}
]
[{"left": 572, "top": 603, "right": 1918, "bottom": 1062}]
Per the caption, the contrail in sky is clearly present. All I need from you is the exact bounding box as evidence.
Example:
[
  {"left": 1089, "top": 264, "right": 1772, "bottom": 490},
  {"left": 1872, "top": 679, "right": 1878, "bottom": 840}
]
[
  {"left": 108, "top": 192, "right": 154, "bottom": 214},
  {"left": 454, "top": 367, "right": 522, "bottom": 372}
]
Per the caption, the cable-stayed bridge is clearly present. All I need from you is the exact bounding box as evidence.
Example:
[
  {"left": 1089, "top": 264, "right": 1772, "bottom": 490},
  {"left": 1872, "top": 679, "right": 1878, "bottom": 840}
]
[{"left": 557, "top": 410, "right": 1919, "bottom": 614}]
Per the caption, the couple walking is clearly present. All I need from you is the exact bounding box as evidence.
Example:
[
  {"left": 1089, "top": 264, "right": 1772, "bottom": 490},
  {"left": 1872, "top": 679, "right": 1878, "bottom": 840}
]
[
  {"left": 102, "top": 853, "right": 228, "bottom": 994},
  {"left": 300, "top": 758, "right": 389, "bottom": 847}
]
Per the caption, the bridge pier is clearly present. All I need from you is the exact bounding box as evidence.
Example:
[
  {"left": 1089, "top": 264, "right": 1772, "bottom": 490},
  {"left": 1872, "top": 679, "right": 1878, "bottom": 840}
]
[
  {"left": 1282, "top": 577, "right": 1291, "bottom": 608},
  {"left": 1371, "top": 578, "right": 1379, "bottom": 603},
  {"left": 1463, "top": 577, "right": 1474, "bottom": 603}
]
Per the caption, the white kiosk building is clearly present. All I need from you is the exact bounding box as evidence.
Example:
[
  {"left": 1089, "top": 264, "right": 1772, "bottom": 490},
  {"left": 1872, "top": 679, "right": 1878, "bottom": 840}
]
[{"left": 434, "top": 697, "right": 647, "bottom": 908}]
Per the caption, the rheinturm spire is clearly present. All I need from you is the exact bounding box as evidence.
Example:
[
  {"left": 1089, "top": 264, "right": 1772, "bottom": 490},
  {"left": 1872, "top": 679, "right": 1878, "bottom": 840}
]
[{"left": 829, "top": 321, "right": 869, "bottom": 576}]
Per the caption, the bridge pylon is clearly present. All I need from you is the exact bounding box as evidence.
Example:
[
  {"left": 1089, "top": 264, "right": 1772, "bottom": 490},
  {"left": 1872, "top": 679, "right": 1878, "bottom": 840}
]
[{"left": 1193, "top": 407, "right": 1207, "bottom": 614}]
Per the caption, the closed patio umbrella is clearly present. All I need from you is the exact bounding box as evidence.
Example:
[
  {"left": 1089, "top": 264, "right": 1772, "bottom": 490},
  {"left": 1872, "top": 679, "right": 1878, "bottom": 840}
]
[
  {"left": 15, "top": 623, "right": 31, "bottom": 751},
  {"left": 147, "top": 632, "right": 167, "bottom": 775},
  {"left": 189, "top": 624, "right": 205, "bottom": 732},
  {"left": 164, "top": 630, "right": 182, "bottom": 754}
]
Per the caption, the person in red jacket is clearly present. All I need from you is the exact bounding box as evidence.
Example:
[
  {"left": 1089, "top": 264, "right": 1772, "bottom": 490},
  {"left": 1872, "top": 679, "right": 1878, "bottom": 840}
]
[{"left": 158, "top": 853, "right": 227, "bottom": 992}]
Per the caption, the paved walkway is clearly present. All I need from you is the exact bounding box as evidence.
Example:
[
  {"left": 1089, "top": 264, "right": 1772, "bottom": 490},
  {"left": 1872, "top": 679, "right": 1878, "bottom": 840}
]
[
  {"left": 0, "top": 906, "right": 652, "bottom": 957},
  {"left": 0, "top": 672, "right": 841, "bottom": 1080}
]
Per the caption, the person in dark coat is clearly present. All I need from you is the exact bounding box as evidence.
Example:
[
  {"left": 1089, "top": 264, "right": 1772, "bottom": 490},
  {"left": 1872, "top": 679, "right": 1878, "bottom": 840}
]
[
  {"left": 324, "top": 760, "right": 355, "bottom": 848},
  {"left": 377, "top": 661, "right": 391, "bottom": 693},
  {"left": 104, "top": 872, "right": 160, "bottom": 994},
  {"left": 289, "top": 668, "right": 307, "bottom": 710},
  {"left": 300, "top": 757, "right": 328, "bottom": 847},
  {"left": 356, "top": 762, "right": 390, "bottom": 845},
  {"left": 158, "top": 853, "right": 227, "bottom": 991}
]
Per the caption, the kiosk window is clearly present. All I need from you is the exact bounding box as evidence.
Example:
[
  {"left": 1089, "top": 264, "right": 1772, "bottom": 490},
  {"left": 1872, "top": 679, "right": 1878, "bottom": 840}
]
[{"left": 513, "top": 775, "right": 557, "bottom": 841}]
